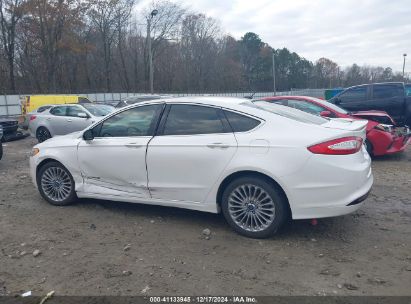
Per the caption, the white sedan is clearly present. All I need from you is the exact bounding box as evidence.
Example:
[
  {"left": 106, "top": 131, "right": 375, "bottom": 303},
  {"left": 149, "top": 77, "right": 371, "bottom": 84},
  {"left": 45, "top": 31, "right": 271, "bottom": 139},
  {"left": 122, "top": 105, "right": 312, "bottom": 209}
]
[{"left": 29, "top": 97, "right": 373, "bottom": 238}]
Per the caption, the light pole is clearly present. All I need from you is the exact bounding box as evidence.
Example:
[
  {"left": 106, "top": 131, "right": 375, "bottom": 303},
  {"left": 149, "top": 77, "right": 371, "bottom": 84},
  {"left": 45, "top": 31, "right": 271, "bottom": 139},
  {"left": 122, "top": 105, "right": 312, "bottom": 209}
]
[
  {"left": 147, "top": 9, "right": 158, "bottom": 94},
  {"left": 403, "top": 54, "right": 407, "bottom": 82},
  {"left": 272, "top": 50, "right": 276, "bottom": 96}
]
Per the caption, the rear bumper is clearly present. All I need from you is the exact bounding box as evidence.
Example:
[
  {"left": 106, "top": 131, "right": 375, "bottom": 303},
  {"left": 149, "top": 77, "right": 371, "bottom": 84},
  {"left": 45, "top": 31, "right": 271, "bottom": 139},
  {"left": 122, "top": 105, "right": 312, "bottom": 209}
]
[{"left": 281, "top": 147, "right": 373, "bottom": 220}]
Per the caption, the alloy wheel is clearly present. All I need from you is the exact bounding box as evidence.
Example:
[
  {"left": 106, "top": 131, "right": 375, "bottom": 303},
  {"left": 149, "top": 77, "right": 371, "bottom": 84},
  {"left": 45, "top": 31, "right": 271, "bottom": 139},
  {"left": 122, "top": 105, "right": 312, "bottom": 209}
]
[
  {"left": 37, "top": 128, "right": 50, "bottom": 142},
  {"left": 41, "top": 166, "right": 73, "bottom": 202},
  {"left": 227, "top": 184, "right": 276, "bottom": 232}
]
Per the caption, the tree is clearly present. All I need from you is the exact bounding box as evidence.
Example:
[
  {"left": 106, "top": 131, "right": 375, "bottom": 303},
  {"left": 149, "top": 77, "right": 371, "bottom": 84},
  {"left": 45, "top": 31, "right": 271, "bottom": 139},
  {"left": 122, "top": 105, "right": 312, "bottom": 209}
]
[
  {"left": 313, "top": 57, "right": 339, "bottom": 88},
  {"left": 19, "top": 0, "right": 87, "bottom": 92},
  {"left": 87, "top": 0, "right": 134, "bottom": 91},
  {"left": 180, "top": 13, "right": 220, "bottom": 91},
  {"left": 240, "top": 32, "right": 262, "bottom": 88},
  {"left": 0, "top": 0, "right": 24, "bottom": 92}
]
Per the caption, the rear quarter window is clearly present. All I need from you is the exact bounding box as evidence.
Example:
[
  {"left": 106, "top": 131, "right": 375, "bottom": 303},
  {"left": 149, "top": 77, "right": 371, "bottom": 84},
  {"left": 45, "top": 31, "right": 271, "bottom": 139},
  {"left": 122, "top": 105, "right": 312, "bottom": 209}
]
[{"left": 223, "top": 110, "right": 261, "bottom": 132}]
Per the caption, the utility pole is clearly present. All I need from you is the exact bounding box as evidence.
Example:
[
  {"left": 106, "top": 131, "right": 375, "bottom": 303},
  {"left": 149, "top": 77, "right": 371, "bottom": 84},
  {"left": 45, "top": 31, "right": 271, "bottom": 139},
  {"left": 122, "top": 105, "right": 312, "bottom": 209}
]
[
  {"left": 147, "top": 9, "right": 158, "bottom": 94},
  {"left": 272, "top": 50, "right": 276, "bottom": 96},
  {"left": 403, "top": 54, "right": 407, "bottom": 81}
]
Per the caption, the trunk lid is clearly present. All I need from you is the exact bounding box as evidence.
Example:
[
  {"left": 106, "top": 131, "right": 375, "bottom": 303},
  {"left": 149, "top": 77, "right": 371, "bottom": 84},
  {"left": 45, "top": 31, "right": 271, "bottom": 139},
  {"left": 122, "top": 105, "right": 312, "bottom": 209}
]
[{"left": 322, "top": 118, "right": 367, "bottom": 139}]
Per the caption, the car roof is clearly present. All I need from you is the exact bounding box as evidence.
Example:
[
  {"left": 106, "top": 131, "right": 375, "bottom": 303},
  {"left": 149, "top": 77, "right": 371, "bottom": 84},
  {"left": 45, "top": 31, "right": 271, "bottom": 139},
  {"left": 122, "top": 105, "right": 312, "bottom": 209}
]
[
  {"left": 134, "top": 96, "right": 255, "bottom": 111},
  {"left": 130, "top": 96, "right": 328, "bottom": 124},
  {"left": 256, "top": 95, "right": 317, "bottom": 101}
]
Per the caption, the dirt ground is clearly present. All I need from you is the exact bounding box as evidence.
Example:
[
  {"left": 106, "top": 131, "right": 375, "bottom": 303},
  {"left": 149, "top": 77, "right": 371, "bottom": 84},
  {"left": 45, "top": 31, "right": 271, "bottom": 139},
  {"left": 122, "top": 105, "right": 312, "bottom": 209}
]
[{"left": 0, "top": 137, "right": 410, "bottom": 296}]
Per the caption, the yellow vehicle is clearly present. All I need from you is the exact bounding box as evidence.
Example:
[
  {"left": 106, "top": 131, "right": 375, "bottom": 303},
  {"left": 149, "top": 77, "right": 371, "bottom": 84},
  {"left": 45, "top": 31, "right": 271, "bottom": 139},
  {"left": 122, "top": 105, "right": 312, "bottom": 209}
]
[
  {"left": 21, "top": 95, "right": 91, "bottom": 115},
  {"left": 21, "top": 95, "right": 92, "bottom": 128}
]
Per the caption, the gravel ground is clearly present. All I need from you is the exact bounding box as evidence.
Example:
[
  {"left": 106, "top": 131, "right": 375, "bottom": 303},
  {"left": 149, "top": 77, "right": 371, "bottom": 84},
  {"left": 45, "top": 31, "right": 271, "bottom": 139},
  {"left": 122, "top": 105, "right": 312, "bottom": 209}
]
[{"left": 0, "top": 137, "right": 410, "bottom": 296}]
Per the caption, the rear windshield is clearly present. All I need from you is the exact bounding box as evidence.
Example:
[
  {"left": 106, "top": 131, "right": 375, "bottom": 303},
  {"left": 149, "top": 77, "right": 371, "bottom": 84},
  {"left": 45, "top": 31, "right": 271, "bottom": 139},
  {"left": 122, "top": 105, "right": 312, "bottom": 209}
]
[
  {"left": 252, "top": 101, "right": 328, "bottom": 125},
  {"left": 82, "top": 104, "right": 114, "bottom": 116},
  {"left": 307, "top": 97, "right": 349, "bottom": 114}
]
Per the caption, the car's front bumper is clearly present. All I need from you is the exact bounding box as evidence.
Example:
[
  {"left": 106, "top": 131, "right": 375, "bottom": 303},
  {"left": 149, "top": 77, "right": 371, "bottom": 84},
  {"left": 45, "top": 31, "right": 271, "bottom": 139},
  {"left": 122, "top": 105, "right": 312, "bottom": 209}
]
[
  {"left": 370, "top": 127, "right": 411, "bottom": 156},
  {"left": 29, "top": 155, "right": 38, "bottom": 189}
]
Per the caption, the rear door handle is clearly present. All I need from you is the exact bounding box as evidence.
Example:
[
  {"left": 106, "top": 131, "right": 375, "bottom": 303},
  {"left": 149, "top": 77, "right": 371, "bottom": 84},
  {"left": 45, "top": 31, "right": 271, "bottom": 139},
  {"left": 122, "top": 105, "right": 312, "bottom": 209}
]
[
  {"left": 207, "top": 143, "right": 229, "bottom": 149},
  {"left": 125, "top": 143, "right": 144, "bottom": 148},
  {"left": 67, "top": 119, "right": 72, "bottom": 122}
]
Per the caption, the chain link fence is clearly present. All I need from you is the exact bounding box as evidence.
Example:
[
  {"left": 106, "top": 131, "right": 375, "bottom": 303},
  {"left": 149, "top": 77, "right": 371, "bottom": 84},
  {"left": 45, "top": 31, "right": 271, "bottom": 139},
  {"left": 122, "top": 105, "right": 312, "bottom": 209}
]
[{"left": 0, "top": 89, "right": 325, "bottom": 117}]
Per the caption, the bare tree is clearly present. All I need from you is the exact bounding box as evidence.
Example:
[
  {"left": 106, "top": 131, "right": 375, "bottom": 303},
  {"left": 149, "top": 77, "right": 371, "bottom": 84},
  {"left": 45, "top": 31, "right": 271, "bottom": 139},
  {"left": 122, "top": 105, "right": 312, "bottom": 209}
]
[
  {"left": 87, "top": 0, "right": 134, "bottom": 91},
  {"left": 180, "top": 13, "right": 220, "bottom": 91},
  {"left": 142, "top": 0, "right": 185, "bottom": 88},
  {"left": 0, "top": 0, "right": 24, "bottom": 92}
]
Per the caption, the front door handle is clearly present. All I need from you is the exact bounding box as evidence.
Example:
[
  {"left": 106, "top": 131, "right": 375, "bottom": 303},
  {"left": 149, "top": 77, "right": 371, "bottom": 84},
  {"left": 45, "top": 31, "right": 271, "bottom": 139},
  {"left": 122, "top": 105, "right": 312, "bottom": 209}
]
[
  {"left": 125, "top": 143, "right": 144, "bottom": 148},
  {"left": 67, "top": 119, "right": 73, "bottom": 122},
  {"left": 207, "top": 143, "right": 230, "bottom": 149}
]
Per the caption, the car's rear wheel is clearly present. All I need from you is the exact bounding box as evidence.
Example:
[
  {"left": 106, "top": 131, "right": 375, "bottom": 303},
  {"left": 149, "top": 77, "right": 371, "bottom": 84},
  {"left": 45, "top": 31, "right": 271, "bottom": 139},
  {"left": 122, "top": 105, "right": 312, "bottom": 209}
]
[
  {"left": 221, "top": 176, "right": 288, "bottom": 238},
  {"left": 37, "top": 161, "right": 77, "bottom": 206},
  {"left": 36, "top": 127, "right": 51, "bottom": 143}
]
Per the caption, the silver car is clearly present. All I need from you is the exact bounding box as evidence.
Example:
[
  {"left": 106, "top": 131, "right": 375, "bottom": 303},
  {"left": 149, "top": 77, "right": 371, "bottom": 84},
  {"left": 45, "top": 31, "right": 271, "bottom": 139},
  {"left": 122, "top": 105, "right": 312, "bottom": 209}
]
[{"left": 29, "top": 103, "right": 115, "bottom": 142}]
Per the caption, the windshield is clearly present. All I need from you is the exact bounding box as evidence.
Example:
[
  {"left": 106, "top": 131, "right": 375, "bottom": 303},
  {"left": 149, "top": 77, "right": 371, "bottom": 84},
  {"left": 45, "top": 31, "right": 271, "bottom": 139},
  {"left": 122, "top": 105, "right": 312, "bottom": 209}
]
[
  {"left": 82, "top": 104, "right": 115, "bottom": 116},
  {"left": 405, "top": 84, "right": 411, "bottom": 96},
  {"left": 251, "top": 101, "right": 328, "bottom": 125}
]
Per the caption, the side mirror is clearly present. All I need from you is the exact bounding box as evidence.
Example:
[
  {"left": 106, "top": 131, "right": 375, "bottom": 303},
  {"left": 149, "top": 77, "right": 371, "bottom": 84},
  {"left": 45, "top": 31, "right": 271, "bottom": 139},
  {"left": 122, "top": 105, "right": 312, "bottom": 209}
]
[
  {"left": 83, "top": 129, "right": 94, "bottom": 141},
  {"left": 334, "top": 97, "right": 341, "bottom": 105},
  {"left": 320, "top": 110, "right": 332, "bottom": 117},
  {"left": 78, "top": 112, "right": 89, "bottom": 119}
]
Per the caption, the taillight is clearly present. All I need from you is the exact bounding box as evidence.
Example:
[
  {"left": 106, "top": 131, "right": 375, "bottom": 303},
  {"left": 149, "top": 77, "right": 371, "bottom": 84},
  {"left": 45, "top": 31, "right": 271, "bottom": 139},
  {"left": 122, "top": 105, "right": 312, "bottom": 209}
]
[
  {"left": 30, "top": 115, "right": 37, "bottom": 121},
  {"left": 308, "top": 136, "right": 363, "bottom": 155}
]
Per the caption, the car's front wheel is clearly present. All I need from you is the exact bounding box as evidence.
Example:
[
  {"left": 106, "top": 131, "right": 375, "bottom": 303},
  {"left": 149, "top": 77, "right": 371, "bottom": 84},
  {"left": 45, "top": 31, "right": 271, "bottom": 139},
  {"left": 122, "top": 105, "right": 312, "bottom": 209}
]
[
  {"left": 221, "top": 176, "right": 288, "bottom": 238},
  {"left": 37, "top": 161, "right": 77, "bottom": 206}
]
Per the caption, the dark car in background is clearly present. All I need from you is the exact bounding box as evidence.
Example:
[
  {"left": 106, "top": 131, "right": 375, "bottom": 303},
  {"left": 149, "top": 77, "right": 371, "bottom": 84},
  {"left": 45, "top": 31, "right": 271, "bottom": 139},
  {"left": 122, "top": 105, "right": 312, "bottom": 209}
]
[
  {"left": 0, "top": 125, "right": 3, "bottom": 160},
  {"left": 329, "top": 82, "right": 411, "bottom": 126},
  {"left": 406, "top": 84, "right": 411, "bottom": 96},
  {"left": 0, "top": 117, "right": 19, "bottom": 142}
]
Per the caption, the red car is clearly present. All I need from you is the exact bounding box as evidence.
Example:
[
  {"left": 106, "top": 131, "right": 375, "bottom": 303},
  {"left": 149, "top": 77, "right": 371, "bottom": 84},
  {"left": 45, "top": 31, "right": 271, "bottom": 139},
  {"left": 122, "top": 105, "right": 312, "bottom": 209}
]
[{"left": 256, "top": 96, "right": 410, "bottom": 156}]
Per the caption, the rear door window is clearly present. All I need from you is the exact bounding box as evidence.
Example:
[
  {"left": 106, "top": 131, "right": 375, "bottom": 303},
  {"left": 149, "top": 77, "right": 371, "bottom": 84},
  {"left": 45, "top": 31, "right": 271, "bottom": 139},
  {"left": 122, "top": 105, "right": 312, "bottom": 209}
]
[
  {"left": 67, "top": 106, "right": 88, "bottom": 117},
  {"left": 163, "top": 105, "right": 226, "bottom": 135},
  {"left": 49, "top": 106, "right": 68, "bottom": 116},
  {"left": 372, "top": 84, "right": 404, "bottom": 99}
]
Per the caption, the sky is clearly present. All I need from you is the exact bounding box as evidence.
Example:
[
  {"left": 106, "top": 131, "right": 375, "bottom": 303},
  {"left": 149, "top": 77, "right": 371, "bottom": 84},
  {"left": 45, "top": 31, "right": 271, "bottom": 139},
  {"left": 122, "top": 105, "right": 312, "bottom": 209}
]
[{"left": 137, "top": 0, "right": 411, "bottom": 73}]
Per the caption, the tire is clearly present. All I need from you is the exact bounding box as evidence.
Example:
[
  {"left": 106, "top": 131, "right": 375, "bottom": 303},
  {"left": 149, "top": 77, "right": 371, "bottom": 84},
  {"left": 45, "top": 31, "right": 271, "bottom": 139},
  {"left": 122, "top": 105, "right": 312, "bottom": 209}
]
[
  {"left": 221, "top": 176, "right": 289, "bottom": 238},
  {"left": 36, "top": 127, "right": 51, "bottom": 143},
  {"left": 364, "top": 139, "right": 373, "bottom": 156},
  {"left": 0, "top": 142, "right": 3, "bottom": 160},
  {"left": 36, "top": 161, "right": 77, "bottom": 206}
]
